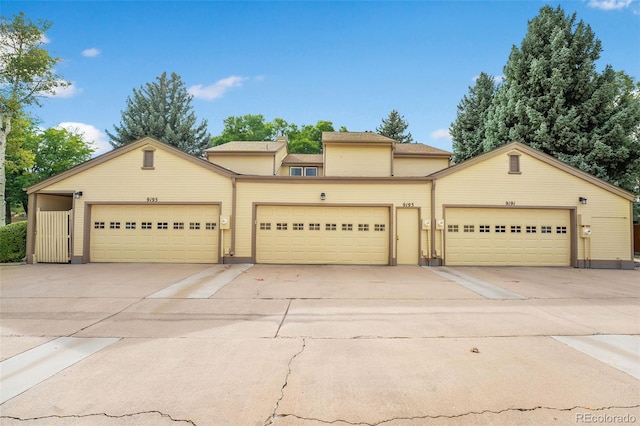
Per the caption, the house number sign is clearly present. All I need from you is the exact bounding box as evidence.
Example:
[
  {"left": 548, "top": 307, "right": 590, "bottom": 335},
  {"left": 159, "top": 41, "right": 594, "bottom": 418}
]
[
  {"left": 505, "top": 201, "right": 516, "bottom": 206},
  {"left": 147, "top": 197, "right": 159, "bottom": 203}
]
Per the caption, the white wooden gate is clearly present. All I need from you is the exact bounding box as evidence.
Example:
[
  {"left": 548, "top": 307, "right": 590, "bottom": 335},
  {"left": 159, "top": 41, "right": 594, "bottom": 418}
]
[{"left": 35, "top": 210, "right": 70, "bottom": 263}]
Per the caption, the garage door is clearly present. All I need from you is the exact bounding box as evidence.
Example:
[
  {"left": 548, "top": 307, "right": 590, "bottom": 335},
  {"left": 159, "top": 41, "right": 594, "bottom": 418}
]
[
  {"left": 445, "top": 208, "right": 570, "bottom": 266},
  {"left": 256, "top": 206, "right": 389, "bottom": 264},
  {"left": 91, "top": 205, "right": 219, "bottom": 263}
]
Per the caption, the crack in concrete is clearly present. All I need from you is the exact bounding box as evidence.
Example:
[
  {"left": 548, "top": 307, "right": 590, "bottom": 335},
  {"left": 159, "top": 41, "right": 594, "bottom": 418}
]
[
  {"left": 264, "top": 337, "right": 307, "bottom": 426},
  {"left": 274, "top": 299, "right": 292, "bottom": 338},
  {"left": 275, "top": 404, "right": 640, "bottom": 425},
  {"left": 0, "top": 410, "right": 197, "bottom": 425}
]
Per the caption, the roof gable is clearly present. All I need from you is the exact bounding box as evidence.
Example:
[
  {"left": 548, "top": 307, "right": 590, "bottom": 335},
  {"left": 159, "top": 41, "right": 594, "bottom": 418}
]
[
  {"left": 430, "top": 142, "right": 634, "bottom": 201},
  {"left": 26, "top": 137, "right": 234, "bottom": 194}
]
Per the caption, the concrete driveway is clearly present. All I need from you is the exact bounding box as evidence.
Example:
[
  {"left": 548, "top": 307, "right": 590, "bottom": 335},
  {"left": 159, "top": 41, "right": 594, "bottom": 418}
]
[{"left": 1, "top": 263, "right": 638, "bottom": 425}]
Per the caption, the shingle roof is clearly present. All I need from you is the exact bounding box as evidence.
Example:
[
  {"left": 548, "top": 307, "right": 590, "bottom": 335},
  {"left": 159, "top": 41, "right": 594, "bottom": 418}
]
[
  {"left": 283, "top": 154, "right": 323, "bottom": 164},
  {"left": 322, "top": 132, "right": 395, "bottom": 144},
  {"left": 395, "top": 143, "right": 452, "bottom": 156},
  {"left": 205, "top": 141, "right": 286, "bottom": 153}
]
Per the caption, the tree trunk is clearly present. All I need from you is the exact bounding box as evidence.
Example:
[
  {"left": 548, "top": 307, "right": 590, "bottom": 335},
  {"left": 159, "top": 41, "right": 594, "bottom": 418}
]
[
  {"left": 4, "top": 191, "right": 11, "bottom": 225},
  {"left": 0, "top": 130, "right": 7, "bottom": 227},
  {"left": 0, "top": 112, "right": 12, "bottom": 227}
]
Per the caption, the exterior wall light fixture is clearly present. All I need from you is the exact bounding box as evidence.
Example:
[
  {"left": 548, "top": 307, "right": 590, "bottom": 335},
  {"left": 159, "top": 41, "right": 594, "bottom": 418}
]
[
  {"left": 320, "top": 192, "right": 326, "bottom": 201},
  {"left": 579, "top": 197, "right": 587, "bottom": 205},
  {"left": 75, "top": 191, "right": 83, "bottom": 199}
]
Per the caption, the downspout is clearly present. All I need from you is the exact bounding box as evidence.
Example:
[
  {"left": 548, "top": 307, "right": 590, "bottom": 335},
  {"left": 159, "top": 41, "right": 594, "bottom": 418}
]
[
  {"left": 390, "top": 143, "right": 395, "bottom": 176},
  {"left": 430, "top": 179, "right": 436, "bottom": 260},
  {"left": 231, "top": 176, "right": 237, "bottom": 256}
]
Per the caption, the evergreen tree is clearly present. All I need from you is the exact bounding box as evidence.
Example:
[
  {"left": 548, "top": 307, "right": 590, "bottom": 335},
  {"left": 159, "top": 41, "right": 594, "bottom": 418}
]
[
  {"left": 450, "top": 73, "right": 496, "bottom": 163},
  {"left": 376, "top": 110, "right": 413, "bottom": 143},
  {"left": 483, "top": 5, "right": 640, "bottom": 194},
  {"left": 107, "top": 72, "right": 210, "bottom": 156}
]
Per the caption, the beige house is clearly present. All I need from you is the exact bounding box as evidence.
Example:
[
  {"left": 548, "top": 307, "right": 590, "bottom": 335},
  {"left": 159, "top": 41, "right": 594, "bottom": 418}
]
[{"left": 25, "top": 132, "right": 636, "bottom": 269}]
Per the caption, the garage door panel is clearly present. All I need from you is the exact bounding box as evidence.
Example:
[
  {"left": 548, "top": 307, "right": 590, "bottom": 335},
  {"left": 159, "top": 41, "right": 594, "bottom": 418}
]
[
  {"left": 256, "top": 206, "right": 389, "bottom": 265},
  {"left": 90, "top": 205, "right": 219, "bottom": 263},
  {"left": 446, "top": 208, "right": 570, "bottom": 266}
]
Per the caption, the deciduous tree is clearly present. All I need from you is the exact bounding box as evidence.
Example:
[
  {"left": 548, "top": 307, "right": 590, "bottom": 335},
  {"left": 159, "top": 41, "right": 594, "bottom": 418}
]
[
  {"left": 6, "top": 120, "right": 93, "bottom": 217},
  {"left": 211, "top": 114, "right": 273, "bottom": 146},
  {"left": 1, "top": 12, "right": 69, "bottom": 226},
  {"left": 107, "top": 72, "right": 210, "bottom": 156},
  {"left": 211, "top": 117, "right": 339, "bottom": 154}
]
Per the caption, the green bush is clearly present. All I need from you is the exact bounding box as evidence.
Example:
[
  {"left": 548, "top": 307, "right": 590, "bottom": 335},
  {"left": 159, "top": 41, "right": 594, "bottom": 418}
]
[{"left": 0, "top": 221, "right": 28, "bottom": 263}]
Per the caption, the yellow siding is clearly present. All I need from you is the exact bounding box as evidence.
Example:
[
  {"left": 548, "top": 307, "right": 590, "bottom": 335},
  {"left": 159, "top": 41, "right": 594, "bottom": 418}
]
[
  {"left": 274, "top": 146, "right": 288, "bottom": 175},
  {"left": 589, "top": 217, "right": 630, "bottom": 260},
  {"left": 235, "top": 180, "right": 432, "bottom": 261},
  {"left": 41, "top": 145, "right": 233, "bottom": 259},
  {"left": 394, "top": 157, "right": 449, "bottom": 177},
  {"left": 208, "top": 155, "right": 275, "bottom": 175},
  {"left": 434, "top": 150, "right": 632, "bottom": 261},
  {"left": 325, "top": 145, "right": 392, "bottom": 176}
]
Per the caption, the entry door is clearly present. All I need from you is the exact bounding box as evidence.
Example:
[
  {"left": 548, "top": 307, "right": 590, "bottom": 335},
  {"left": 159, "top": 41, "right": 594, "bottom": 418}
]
[{"left": 396, "top": 208, "right": 419, "bottom": 265}]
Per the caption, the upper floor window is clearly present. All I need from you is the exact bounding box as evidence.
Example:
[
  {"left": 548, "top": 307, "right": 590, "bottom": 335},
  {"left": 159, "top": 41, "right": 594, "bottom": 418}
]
[
  {"left": 508, "top": 153, "right": 521, "bottom": 174},
  {"left": 290, "top": 166, "right": 318, "bottom": 177},
  {"left": 142, "top": 148, "right": 155, "bottom": 169}
]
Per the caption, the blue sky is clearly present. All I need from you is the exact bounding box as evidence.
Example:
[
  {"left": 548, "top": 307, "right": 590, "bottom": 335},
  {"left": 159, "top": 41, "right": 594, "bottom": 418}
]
[{"left": 4, "top": 0, "right": 639, "bottom": 155}]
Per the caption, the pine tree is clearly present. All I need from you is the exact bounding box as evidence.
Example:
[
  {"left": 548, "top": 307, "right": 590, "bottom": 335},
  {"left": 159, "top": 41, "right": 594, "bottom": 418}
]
[
  {"left": 450, "top": 73, "right": 496, "bottom": 163},
  {"left": 107, "top": 72, "right": 211, "bottom": 156},
  {"left": 483, "top": 5, "right": 640, "bottom": 193},
  {"left": 376, "top": 110, "right": 413, "bottom": 143}
]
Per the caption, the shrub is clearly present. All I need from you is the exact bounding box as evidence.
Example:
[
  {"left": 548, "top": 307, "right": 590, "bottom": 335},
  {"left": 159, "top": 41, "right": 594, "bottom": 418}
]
[{"left": 0, "top": 221, "right": 28, "bottom": 263}]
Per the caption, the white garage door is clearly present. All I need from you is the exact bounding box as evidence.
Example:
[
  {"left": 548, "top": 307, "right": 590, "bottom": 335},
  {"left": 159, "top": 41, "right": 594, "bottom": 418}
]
[
  {"left": 256, "top": 205, "right": 389, "bottom": 264},
  {"left": 91, "top": 204, "right": 219, "bottom": 263},
  {"left": 445, "top": 208, "right": 570, "bottom": 266}
]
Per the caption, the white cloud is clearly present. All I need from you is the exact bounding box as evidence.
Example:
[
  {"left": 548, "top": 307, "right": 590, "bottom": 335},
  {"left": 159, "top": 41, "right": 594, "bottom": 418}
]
[
  {"left": 82, "top": 48, "right": 100, "bottom": 57},
  {"left": 587, "top": 0, "right": 632, "bottom": 10},
  {"left": 430, "top": 129, "right": 451, "bottom": 141},
  {"left": 56, "top": 122, "right": 111, "bottom": 156},
  {"left": 44, "top": 81, "right": 82, "bottom": 98},
  {"left": 188, "top": 76, "right": 249, "bottom": 100},
  {"left": 39, "top": 35, "right": 51, "bottom": 44}
]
